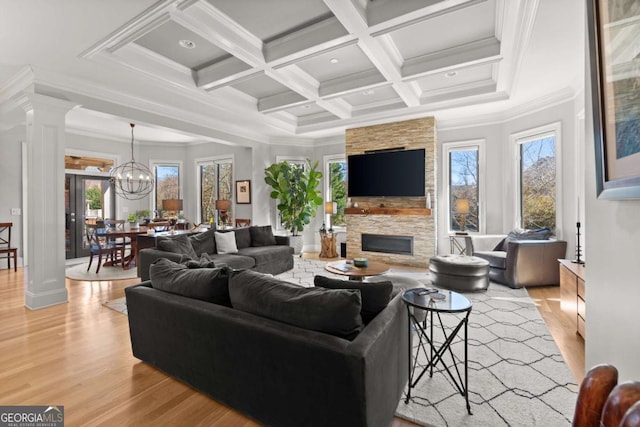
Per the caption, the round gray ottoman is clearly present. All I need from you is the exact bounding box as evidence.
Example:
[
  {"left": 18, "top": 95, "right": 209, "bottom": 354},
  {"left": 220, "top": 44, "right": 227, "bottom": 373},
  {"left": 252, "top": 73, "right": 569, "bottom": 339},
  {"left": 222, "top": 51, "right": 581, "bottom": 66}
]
[{"left": 429, "top": 254, "right": 490, "bottom": 292}]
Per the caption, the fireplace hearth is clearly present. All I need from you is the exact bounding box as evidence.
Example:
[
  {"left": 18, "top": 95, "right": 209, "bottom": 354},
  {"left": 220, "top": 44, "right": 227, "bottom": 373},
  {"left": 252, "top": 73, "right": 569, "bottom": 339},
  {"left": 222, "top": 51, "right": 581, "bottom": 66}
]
[{"left": 361, "top": 234, "right": 413, "bottom": 256}]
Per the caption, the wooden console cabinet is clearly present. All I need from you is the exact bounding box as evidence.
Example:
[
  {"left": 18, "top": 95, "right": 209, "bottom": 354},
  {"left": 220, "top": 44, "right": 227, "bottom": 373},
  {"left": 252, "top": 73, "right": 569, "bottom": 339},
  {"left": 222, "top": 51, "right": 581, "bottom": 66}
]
[{"left": 559, "top": 259, "right": 586, "bottom": 339}]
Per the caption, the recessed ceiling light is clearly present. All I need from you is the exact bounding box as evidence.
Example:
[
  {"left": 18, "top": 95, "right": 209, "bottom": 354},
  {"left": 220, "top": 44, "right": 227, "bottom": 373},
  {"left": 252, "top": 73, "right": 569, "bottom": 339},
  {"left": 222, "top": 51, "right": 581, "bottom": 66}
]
[
  {"left": 302, "top": 105, "right": 312, "bottom": 110},
  {"left": 362, "top": 90, "right": 375, "bottom": 96},
  {"left": 445, "top": 71, "right": 458, "bottom": 77},
  {"left": 330, "top": 58, "right": 339, "bottom": 64},
  {"left": 179, "top": 39, "right": 196, "bottom": 49}
]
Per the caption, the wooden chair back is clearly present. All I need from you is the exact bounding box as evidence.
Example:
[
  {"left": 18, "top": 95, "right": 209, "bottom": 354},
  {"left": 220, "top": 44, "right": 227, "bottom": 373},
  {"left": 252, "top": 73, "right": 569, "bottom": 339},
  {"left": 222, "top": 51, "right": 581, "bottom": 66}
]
[
  {"left": 235, "top": 218, "right": 251, "bottom": 228},
  {"left": 104, "top": 219, "right": 125, "bottom": 229},
  {"left": 573, "top": 364, "right": 619, "bottom": 427},
  {"left": 620, "top": 401, "right": 640, "bottom": 427},
  {"left": 0, "top": 222, "right": 14, "bottom": 247},
  {"left": 0, "top": 222, "right": 18, "bottom": 271},
  {"left": 601, "top": 382, "right": 640, "bottom": 427}
]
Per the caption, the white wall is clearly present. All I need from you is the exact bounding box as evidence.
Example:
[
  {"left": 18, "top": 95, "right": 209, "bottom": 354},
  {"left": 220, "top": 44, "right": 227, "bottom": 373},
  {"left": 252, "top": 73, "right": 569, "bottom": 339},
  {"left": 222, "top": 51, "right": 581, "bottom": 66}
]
[{"left": 437, "top": 99, "right": 580, "bottom": 258}]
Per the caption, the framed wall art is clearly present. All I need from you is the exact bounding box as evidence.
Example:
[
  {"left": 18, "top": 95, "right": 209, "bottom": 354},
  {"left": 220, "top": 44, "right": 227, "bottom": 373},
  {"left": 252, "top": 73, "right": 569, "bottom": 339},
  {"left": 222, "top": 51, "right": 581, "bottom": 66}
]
[
  {"left": 588, "top": 0, "right": 640, "bottom": 199},
  {"left": 236, "top": 180, "right": 251, "bottom": 204}
]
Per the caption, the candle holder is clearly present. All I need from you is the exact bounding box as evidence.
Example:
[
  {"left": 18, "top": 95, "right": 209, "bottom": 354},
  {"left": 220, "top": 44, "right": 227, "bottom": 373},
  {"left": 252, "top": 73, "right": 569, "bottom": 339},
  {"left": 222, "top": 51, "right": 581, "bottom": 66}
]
[{"left": 572, "top": 221, "right": 585, "bottom": 265}]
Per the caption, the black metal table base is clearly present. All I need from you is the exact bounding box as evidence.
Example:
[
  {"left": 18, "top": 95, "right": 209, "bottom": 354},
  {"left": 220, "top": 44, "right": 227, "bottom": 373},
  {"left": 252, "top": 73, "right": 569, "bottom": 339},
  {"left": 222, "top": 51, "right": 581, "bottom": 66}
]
[{"left": 405, "top": 306, "right": 472, "bottom": 415}]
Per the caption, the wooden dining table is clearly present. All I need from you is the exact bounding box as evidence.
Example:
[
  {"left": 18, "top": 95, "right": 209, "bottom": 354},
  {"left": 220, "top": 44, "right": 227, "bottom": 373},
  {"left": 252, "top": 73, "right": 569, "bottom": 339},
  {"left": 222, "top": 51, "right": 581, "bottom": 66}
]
[{"left": 96, "top": 225, "right": 151, "bottom": 270}]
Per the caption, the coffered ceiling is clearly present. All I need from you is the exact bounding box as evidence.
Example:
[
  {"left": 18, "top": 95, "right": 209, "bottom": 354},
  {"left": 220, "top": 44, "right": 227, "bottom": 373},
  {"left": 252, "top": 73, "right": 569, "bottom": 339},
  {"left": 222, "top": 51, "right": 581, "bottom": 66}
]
[{"left": 0, "top": 0, "right": 584, "bottom": 144}]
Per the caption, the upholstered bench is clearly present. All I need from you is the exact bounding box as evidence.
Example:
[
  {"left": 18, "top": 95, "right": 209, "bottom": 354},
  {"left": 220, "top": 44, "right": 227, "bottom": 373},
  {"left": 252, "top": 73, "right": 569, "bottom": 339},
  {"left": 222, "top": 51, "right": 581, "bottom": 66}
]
[{"left": 429, "top": 254, "right": 490, "bottom": 292}]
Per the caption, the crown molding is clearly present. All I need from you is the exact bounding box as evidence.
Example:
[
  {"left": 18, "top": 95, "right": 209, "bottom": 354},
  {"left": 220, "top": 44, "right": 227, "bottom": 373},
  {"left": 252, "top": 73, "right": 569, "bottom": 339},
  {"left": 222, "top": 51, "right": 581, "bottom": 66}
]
[
  {"left": 0, "top": 66, "right": 34, "bottom": 105},
  {"left": 437, "top": 86, "right": 577, "bottom": 130}
]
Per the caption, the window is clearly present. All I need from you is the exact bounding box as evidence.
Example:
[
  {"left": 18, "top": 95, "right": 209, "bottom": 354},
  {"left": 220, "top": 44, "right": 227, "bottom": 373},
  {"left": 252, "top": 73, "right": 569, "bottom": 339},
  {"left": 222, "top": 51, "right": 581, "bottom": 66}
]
[
  {"left": 443, "top": 140, "right": 485, "bottom": 234},
  {"left": 513, "top": 123, "right": 561, "bottom": 233},
  {"left": 324, "top": 155, "right": 347, "bottom": 229},
  {"left": 196, "top": 157, "right": 233, "bottom": 225},
  {"left": 152, "top": 163, "right": 181, "bottom": 213}
]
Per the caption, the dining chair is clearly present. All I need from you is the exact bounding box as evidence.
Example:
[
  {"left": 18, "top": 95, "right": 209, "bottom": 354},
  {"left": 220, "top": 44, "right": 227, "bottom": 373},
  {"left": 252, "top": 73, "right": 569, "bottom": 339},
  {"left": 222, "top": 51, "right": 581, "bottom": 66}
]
[
  {"left": 86, "top": 224, "right": 124, "bottom": 274},
  {"left": 104, "top": 219, "right": 130, "bottom": 253},
  {"left": 0, "top": 222, "right": 18, "bottom": 272},
  {"left": 235, "top": 218, "right": 251, "bottom": 228}
]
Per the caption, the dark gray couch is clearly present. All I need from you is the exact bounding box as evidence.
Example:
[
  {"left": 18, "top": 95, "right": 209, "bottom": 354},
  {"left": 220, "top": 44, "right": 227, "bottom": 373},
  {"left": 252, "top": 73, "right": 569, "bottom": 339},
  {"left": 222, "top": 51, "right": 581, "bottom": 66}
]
[
  {"left": 138, "top": 226, "right": 293, "bottom": 281},
  {"left": 125, "top": 271, "right": 409, "bottom": 427}
]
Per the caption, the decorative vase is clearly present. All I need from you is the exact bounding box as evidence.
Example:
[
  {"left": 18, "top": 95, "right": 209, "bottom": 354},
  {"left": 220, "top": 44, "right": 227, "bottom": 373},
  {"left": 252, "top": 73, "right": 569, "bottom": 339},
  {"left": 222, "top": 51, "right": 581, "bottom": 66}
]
[{"left": 289, "top": 235, "right": 304, "bottom": 255}]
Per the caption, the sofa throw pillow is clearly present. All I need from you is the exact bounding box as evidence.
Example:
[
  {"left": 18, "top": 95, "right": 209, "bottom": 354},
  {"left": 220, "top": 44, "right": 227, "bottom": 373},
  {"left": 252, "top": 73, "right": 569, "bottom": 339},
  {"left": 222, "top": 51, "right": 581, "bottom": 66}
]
[
  {"left": 149, "top": 258, "right": 231, "bottom": 306},
  {"left": 157, "top": 234, "right": 197, "bottom": 259},
  {"left": 499, "top": 227, "right": 553, "bottom": 251},
  {"left": 234, "top": 227, "right": 252, "bottom": 250},
  {"left": 313, "top": 276, "right": 393, "bottom": 324},
  {"left": 183, "top": 253, "right": 217, "bottom": 269},
  {"left": 250, "top": 225, "right": 277, "bottom": 247},
  {"left": 229, "top": 270, "right": 363, "bottom": 340},
  {"left": 189, "top": 229, "right": 216, "bottom": 256},
  {"left": 215, "top": 231, "right": 238, "bottom": 254}
]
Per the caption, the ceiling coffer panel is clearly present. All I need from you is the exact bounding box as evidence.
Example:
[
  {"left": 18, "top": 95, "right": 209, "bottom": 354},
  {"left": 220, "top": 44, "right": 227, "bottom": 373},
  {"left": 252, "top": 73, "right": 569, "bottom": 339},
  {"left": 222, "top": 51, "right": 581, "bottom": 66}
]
[{"left": 134, "top": 20, "right": 230, "bottom": 69}]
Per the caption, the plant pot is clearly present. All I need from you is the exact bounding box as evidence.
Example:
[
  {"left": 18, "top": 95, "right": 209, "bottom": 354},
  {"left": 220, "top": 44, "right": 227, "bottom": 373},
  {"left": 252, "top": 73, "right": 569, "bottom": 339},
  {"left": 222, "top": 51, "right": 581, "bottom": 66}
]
[{"left": 289, "top": 235, "right": 304, "bottom": 255}]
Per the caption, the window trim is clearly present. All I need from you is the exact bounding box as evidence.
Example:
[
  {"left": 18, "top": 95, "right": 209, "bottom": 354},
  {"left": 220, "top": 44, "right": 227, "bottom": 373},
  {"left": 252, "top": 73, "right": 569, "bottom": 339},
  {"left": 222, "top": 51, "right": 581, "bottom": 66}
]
[
  {"left": 195, "top": 154, "right": 235, "bottom": 225},
  {"left": 149, "top": 160, "right": 183, "bottom": 214},
  {"left": 323, "top": 154, "right": 347, "bottom": 233},
  {"left": 442, "top": 139, "right": 486, "bottom": 235},
  {"left": 510, "top": 121, "right": 562, "bottom": 237}
]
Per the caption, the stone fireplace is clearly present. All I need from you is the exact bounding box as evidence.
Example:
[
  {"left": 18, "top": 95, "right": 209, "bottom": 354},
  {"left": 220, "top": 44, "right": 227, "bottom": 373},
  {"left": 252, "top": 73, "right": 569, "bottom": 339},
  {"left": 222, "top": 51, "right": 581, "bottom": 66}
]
[{"left": 345, "top": 117, "right": 436, "bottom": 268}]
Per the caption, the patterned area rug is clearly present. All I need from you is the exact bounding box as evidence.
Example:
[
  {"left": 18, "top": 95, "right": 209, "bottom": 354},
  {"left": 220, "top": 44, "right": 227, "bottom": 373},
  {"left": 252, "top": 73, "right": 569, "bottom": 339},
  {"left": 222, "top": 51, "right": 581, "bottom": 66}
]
[{"left": 102, "top": 257, "right": 578, "bottom": 426}]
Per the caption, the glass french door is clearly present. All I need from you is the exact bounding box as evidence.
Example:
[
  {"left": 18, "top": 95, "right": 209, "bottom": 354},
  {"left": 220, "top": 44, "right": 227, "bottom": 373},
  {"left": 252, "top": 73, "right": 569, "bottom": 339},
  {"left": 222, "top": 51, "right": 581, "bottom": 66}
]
[{"left": 65, "top": 174, "right": 115, "bottom": 259}]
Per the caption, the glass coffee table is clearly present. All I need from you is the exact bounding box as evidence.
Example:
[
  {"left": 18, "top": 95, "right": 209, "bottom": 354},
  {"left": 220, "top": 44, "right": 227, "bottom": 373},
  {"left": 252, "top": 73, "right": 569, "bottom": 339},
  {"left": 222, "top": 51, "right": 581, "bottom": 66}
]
[
  {"left": 324, "top": 260, "right": 390, "bottom": 281},
  {"left": 402, "top": 288, "right": 473, "bottom": 414}
]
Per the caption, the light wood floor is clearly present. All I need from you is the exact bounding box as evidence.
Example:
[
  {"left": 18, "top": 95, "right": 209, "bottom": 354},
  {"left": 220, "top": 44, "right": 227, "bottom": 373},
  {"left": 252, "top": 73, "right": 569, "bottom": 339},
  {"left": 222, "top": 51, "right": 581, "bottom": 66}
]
[{"left": 0, "top": 258, "right": 583, "bottom": 426}]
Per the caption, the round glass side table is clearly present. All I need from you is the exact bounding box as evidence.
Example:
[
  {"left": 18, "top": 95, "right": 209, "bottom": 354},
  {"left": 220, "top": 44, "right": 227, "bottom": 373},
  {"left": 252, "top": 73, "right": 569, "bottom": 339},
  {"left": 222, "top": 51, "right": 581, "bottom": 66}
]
[{"left": 402, "top": 288, "right": 473, "bottom": 415}]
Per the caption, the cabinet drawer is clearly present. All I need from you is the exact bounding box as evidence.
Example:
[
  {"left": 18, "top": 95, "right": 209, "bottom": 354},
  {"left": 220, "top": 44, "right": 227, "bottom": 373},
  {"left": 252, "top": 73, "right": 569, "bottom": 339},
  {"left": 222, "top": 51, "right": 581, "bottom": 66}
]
[
  {"left": 577, "top": 278, "right": 585, "bottom": 299},
  {"left": 559, "top": 265, "right": 577, "bottom": 313},
  {"left": 577, "top": 314, "right": 585, "bottom": 338},
  {"left": 578, "top": 295, "right": 586, "bottom": 319}
]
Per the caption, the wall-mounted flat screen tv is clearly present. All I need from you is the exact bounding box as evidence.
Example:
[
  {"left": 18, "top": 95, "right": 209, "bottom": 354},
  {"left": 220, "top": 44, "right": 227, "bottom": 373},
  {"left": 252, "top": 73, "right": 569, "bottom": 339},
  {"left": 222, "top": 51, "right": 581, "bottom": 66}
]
[{"left": 348, "top": 148, "right": 425, "bottom": 197}]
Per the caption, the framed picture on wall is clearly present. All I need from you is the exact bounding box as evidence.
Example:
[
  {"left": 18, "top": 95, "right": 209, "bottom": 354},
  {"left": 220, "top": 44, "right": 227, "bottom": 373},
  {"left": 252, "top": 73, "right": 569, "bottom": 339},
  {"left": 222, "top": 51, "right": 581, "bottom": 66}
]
[
  {"left": 588, "top": 0, "right": 640, "bottom": 199},
  {"left": 236, "top": 180, "right": 251, "bottom": 204}
]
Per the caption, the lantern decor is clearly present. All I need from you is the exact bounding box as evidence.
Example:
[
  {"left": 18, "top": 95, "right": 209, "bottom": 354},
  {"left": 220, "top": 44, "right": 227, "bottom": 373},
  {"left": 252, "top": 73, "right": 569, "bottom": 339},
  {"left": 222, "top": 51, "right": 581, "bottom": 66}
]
[{"left": 110, "top": 123, "right": 154, "bottom": 200}]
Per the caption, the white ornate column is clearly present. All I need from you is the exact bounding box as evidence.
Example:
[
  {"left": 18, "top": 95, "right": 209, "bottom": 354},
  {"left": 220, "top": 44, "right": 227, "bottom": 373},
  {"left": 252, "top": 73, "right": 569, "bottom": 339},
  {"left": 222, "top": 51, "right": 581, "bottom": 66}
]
[{"left": 14, "top": 93, "right": 76, "bottom": 309}]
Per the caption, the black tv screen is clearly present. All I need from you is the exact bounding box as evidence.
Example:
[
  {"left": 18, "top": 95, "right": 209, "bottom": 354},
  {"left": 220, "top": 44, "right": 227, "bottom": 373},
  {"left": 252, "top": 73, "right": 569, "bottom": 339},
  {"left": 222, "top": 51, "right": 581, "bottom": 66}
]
[{"left": 348, "top": 149, "right": 425, "bottom": 197}]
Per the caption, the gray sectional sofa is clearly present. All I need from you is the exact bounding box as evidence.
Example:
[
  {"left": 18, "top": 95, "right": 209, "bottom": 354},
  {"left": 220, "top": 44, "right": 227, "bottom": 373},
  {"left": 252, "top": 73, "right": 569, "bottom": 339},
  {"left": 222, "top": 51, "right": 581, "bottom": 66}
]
[
  {"left": 125, "top": 266, "right": 409, "bottom": 427},
  {"left": 137, "top": 225, "right": 294, "bottom": 281}
]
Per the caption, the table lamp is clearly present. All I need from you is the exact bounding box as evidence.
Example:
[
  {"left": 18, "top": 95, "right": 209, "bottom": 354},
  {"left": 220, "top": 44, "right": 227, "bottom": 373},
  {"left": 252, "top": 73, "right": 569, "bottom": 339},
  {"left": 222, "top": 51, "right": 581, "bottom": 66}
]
[
  {"left": 162, "top": 199, "right": 183, "bottom": 219},
  {"left": 216, "top": 199, "right": 231, "bottom": 226},
  {"left": 455, "top": 198, "right": 470, "bottom": 233},
  {"left": 325, "top": 201, "right": 337, "bottom": 232}
]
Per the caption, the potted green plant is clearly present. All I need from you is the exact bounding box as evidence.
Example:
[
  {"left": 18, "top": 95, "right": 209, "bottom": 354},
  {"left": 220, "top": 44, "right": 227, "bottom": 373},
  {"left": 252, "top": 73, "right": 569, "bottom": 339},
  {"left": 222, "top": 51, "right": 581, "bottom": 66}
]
[
  {"left": 127, "top": 213, "right": 139, "bottom": 229},
  {"left": 264, "top": 159, "right": 323, "bottom": 254}
]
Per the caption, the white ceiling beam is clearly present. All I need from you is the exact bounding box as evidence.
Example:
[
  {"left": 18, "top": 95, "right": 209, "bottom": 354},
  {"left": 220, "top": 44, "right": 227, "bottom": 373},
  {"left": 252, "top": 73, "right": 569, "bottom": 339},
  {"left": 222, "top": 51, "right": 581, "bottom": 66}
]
[
  {"left": 258, "top": 92, "right": 308, "bottom": 113},
  {"left": 264, "top": 17, "right": 351, "bottom": 63},
  {"left": 323, "top": 0, "right": 421, "bottom": 107},
  {"left": 368, "top": 0, "right": 487, "bottom": 36},
  {"left": 175, "top": 1, "right": 265, "bottom": 67},
  {"left": 319, "top": 69, "right": 387, "bottom": 98},
  {"left": 494, "top": 0, "right": 540, "bottom": 96},
  {"left": 269, "top": 66, "right": 351, "bottom": 119},
  {"left": 420, "top": 80, "right": 497, "bottom": 104},
  {"left": 402, "top": 37, "right": 502, "bottom": 79},
  {"left": 195, "top": 57, "right": 254, "bottom": 90}
]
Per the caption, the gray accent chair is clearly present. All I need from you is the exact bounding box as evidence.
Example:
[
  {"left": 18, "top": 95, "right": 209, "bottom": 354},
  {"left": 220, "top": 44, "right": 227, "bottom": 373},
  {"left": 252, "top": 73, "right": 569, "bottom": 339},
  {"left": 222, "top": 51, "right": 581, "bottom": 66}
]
[{"left": 465, "top": 234, "right": 567, "bottom": 289}]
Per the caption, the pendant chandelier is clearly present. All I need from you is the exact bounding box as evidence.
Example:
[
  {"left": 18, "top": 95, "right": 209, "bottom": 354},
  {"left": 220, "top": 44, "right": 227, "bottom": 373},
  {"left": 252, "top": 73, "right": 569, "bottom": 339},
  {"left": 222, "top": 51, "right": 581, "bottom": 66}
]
[{"left": 110, "top": 123, "right": 154, "bottom": 200}]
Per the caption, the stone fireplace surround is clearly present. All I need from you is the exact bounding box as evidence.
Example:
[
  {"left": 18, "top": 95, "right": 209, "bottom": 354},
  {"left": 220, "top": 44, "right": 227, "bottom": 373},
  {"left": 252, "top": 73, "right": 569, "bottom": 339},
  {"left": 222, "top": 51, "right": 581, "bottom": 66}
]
[{"left": 345, "top": 117, "right": 436, "bottom": 268}]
